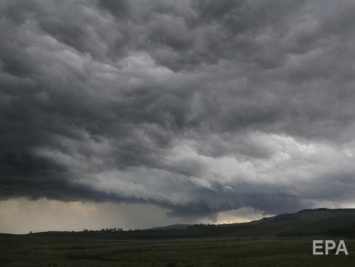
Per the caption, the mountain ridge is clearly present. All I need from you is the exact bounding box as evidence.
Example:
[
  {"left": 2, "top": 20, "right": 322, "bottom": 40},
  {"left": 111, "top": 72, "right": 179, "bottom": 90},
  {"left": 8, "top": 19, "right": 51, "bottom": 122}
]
[{"left": 2, "top": 208, "right": 355, "bottom": 239}]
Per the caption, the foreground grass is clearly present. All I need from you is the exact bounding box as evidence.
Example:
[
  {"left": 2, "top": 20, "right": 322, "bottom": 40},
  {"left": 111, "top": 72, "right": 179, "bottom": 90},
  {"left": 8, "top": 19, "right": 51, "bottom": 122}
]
[{"left": 0, "top": 235, "right": 354, "bottom": 267}]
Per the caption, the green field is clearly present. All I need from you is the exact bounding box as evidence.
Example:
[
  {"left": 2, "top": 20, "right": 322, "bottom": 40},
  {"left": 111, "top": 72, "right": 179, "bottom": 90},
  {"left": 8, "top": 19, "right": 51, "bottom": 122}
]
[
  {"left": 2, "top": 209, "right": 355, "bottom": 266},
  {"left": 1, "top": 235, "right": 354, "bottom": 267}
]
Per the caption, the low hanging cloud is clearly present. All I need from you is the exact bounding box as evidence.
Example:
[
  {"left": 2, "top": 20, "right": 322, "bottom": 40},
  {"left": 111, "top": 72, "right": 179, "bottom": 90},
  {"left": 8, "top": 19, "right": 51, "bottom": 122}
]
[{"left": 1, "top": 0, "right": 355, "bottom": 220}]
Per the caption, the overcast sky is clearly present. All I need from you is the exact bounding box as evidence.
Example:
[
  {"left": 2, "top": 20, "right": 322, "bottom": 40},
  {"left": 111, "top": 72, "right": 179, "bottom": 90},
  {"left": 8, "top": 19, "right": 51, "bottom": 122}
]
[{"left": 1, "top": 0, "right": 355, "bottom": 234}]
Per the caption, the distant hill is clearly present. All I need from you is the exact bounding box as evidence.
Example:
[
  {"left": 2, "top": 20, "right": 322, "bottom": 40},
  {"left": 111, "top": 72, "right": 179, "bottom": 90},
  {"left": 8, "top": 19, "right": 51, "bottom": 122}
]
[
  {"left": 148, "top": 224, "right": 190, "bottom": 230},
  {"left": 223, "top": 208, "right": 355, "bottom": 238},
  {"left": 6, "top": 208, "right": 355, "bottom": 239},
  {"left": 145, "top": 208, "right": 355, "bottom": 238}
]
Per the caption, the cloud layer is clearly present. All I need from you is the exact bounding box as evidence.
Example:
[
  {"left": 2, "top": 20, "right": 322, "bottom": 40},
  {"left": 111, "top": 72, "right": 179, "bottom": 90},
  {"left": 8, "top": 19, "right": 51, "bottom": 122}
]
[{"left": 1, "top": 0, "right": 355, "bottom": 220}]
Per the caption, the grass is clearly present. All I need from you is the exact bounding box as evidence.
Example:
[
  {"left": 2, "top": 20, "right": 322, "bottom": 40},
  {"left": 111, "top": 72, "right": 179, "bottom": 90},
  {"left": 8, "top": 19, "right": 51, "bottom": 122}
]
[{"left": 0, "top": 235, "right": 354, "bottom": 267}]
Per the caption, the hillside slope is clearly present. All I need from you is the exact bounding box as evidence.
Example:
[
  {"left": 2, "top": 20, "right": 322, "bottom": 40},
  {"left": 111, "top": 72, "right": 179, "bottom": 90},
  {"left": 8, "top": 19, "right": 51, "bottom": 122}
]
[{"left": 219, "top": 208, "right": 355, "bottom": 237}]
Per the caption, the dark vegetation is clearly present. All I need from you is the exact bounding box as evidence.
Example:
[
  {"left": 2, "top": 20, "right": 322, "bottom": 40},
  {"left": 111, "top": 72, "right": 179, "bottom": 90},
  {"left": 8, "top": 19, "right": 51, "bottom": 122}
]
[{"left": 1, "top": 209, "right": 355, "bottom": 266}]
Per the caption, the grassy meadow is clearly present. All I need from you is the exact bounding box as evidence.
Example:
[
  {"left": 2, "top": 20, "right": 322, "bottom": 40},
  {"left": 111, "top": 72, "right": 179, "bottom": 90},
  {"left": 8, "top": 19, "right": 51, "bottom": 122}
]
[{"left": 1, "top": 234, "right": 354, "bottom": 267}]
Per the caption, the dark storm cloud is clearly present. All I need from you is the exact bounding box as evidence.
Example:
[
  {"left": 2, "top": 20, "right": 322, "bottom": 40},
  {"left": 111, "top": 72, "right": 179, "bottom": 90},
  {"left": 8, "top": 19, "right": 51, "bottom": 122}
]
[{"left": 1, "top": 0, "right": 355, "bottom": 219}]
